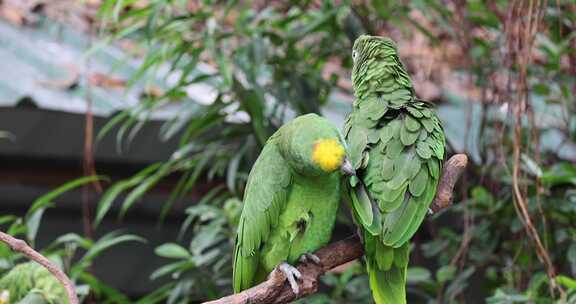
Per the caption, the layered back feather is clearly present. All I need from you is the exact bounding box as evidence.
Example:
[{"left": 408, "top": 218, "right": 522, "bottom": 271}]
[{"left": 345, "top": 35, "right": 446, "bottom": 304}]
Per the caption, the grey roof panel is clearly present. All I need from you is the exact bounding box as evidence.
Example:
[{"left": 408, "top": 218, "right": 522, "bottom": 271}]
[{"left": 0, "top": 18, "right": 159, "bottom": 117}]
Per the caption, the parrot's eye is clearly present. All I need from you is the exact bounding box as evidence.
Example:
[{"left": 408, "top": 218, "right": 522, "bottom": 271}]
[{"left": 352, "top": 50, "right": 357, "bottom": 60}]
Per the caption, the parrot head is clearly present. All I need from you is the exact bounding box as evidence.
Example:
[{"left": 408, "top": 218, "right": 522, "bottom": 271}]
[
  {"left": 351, "top": 35, "right": 411, "bottom": 96},
  {"left": 279, "top": 114, "right": 355, "bottom": 177}
]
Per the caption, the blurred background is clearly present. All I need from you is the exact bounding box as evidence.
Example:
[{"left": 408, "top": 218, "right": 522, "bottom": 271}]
[{"left": 0, "top": 0, "right": 574, "bottom": 303}]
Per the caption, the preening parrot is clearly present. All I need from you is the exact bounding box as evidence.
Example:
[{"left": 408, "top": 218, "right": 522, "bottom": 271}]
[
  {"left": 0, "top": 261, "right": 68, "bottom": 304},
  {"left": 344, "top": 35, "right": 446, "bottom": 304},
  {"left": 233, "top": 113, "right": 356, "bottom": 294}
]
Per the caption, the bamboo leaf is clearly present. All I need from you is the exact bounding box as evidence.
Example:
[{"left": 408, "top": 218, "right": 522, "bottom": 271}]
[{"left": 28, "top": 176, "right": 107, "bottom": 217}]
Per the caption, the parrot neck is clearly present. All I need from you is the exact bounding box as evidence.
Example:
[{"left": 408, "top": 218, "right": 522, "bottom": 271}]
[
  {"left": 353, "top": 76, "right": 414, "bottom": 102},
  {"left": 353, "top": 63, "right": 413, "bottom": 101}
]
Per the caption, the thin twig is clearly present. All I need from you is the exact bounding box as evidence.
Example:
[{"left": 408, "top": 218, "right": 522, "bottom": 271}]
[
  {"left": 205, "top": 154, "right": 468, "bottom": 304},
  {"left": 504, "top": 0, "right": 560, "bottom": 297},
  {"left": 0, "top": 231, "right": 79, "bottom": 304}
]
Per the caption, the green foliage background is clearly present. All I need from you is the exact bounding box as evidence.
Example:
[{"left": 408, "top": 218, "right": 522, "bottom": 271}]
[
  {"left": 3, "top": 0, "right": 576, "bottom": 303},
  {"left": 96, "top": 0, "right": 576, "bottom": 303}
]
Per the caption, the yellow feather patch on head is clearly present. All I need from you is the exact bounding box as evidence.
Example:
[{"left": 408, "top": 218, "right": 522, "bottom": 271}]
[
  {"left": 0, "top": 290, "right": 9, "bottom": 304},
  {"left": 312, "top": 138, "right": 345, "bottom": 172}
]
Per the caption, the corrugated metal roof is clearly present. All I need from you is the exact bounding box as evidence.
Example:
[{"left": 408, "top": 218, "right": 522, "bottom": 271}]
[
  {"left": 0, "top": 16, "right": 353, "bottom": 121},
  {"left": 0, "top": 17, "right": 217, "bottom": 120},
  {"left": 0, "top": 17, "right": 140, "bottom": 115}
]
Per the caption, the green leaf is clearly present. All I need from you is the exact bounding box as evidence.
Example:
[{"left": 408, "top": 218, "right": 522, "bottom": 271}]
[
  {"left": 19, "top": 294, "right": 46, "bottom": 304},
  {"left": 527, "top": 272, "right": 548, "bottom": 297},
  {"left": 150, "top": 260, "right": 195, "bottom": 280},
  {"left": 28, "top": 175, "right": 107, "bottom": 216},
  {"left": 521, "top": 153, "right": 542, "bottom": 177},
  {"left": 402, "top": 13, "right": 440, "bottom": 44},
  {"left": 119, "top": 164, "right": 174, "bottom": 219},
  {"left": 436, "top": 265, "right": 456, "bottom": 283},
  {"left": 0, "top": 131, "right": 15, "bottom": 141},
  {"left": 569, "top": 243, "right": 576, "bottom": 276},
  {"left": 95, "top": 163, "right": 162, "bottom": 228},
  {"left": 178, "top": 186, "right": 225, "bottom": 239},
  {"left": 155, "top": 243, "right": 191, "bottom": 259},
  {"left": 134, "top": 283, "right": 176, "bottom": 304},
  {"left": 486, "top": 289, "right": 530, "bottom": 304},
  {"left": 532, "top": 83, "right": 550, "bottom": 95},
  {"left": 372, "top": 0, "right": 394, "bottom": 19},
  {"left": 227, "top": 148, "right": 243, "bottom": 193},
  {"left": 287, "top": 6, "right": 340, "bottom": 39},
  {"left": 190, "top": 222, "right": 224, "bottom": 256},
  {"left": 73, "top": 233, "right": 145, "bottom": 277},
  {"left": 0, "top": 215, "right": 17, "bottom": 226},
  {"left": 557, "top": 275, "right": 576, "bottom": 290},
  {"left": 445, "top": 267, "right": 475, "bottom": 298},
  {"left": 541, "top": 163, "right": 576, "bottom": 186},
  {"left": 407, "top": 267, "right": 431, "bottom": 284},
  {"left": 79, "top": 272, "right": 130, "bottom": 302},
  {"left": 25, "top": 208, "right": 45, "bottom": 242},
  {"left": 51, "top": 233, "right": 91, "bottom": 249},
  {"left": 233, "top": 80, "right": 269, "bottom": 146}
]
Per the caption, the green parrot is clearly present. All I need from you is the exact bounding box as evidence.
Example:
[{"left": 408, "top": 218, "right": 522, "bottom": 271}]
[
  {"left": 344, "top": 35, "right": 446, "bottom": 304},
  {"left": 0, "top": 261, "right": 68, "bottom": 304},
  {"left": 233, "top": 113, "right": 356, "bottom": 294}
]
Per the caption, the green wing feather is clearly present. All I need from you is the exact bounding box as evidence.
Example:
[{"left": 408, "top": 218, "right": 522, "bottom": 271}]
[
  {"left": 232, "top": 134, "right": 292, "bottom": 292},
  {"left": 346, "top": 102, "right": 444, "bottom": 239}
]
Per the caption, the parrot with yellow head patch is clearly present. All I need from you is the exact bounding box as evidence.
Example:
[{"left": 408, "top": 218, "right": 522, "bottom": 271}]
[
  {"left": 344, "top": 35, "right": 446, "bottom": 304},
  {"left": 233, "top": 113, "right": 356, "bottom": 294}
]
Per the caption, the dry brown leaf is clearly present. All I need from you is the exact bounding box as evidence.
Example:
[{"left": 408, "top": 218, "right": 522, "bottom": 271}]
[
  {"left": 88, "top": 73, "right": 127, "bottom": 89},
  {"left": 37, "top": 64, "right": 80, "bottom": 90}
]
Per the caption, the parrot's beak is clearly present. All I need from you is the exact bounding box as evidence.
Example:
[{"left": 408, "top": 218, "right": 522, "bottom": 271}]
[{"left": 340, "top": 157, "right": 356, "bottom": 176}]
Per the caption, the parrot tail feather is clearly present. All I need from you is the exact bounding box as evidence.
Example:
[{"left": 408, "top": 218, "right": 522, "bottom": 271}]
[
  {"left": 367, "top": 261, "right": 407, "bottom": 304},
  {"left": 365, "top": 243, "right": 409, "bottom": 304}
]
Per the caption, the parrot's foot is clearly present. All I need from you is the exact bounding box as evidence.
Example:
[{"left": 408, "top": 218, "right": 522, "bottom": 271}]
[
  {"left": 278, "top": 262, "right": 302, "bottom": 295},
  {"left": 299, "top": 252, "right": 321, "bottom": 265}
]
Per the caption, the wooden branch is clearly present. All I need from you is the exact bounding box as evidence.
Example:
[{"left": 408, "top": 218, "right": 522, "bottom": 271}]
[
  {"left": 205, "top": 154, "right": 468, "bottom": 304},
  {"left": 0, "top": 231, "right": 79, "bottom": 304},
  {"left": 430, "top": 154, "right": 468, "bottom": 212}
]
